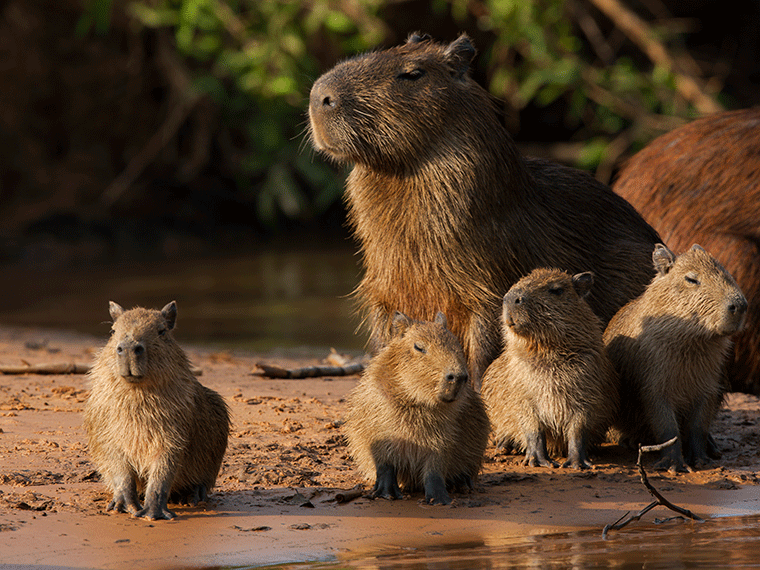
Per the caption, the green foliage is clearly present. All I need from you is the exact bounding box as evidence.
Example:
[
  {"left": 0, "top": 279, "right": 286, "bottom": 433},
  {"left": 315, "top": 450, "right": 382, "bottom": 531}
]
[
  {"left": 125, "top": 0, "right": 385, "bottom": 228},
  {"left": 78, "top": 0, "right": 721, "bottom": 228}
]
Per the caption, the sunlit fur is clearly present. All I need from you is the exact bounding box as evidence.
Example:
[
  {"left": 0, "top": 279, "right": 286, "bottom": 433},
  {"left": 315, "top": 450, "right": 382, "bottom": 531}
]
[
  {"left": 604, "top": 244, "right": 748, "bottom": 470},
  {"left": 84, "top": 302, "right": 230, "bottom": 519},
  {"left": 614, "top": 108, "right": 760, "bottom": 396},
  {"left": 308, "top": 33, "right": 660, "bottom": 383},
  {"left": 481, "top": 269, "right": 619, "bottom": 468},
  {"left": 345, "top": 313, "right": 490, "bottom": 497}
]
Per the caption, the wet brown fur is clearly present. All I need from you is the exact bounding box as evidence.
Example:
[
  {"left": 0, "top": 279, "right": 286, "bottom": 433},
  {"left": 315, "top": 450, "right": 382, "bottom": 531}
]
[
  {"left": 604, "top": 245, "right": 748, "bottom": 472},
  {"left": 481, "top": 269, "right": 619, "bottom": 469},
  {"left": 309, "top": 33, "right": 661, "bottom": 383},
  {"left": 613, "top": 108, "right": 760, "bottom": 395},
  {"left": 84, "top": 301, "right": 230, "bottom": 520},
  {"left": 344, "top": 312, "right": 490, "bottom": 505}
]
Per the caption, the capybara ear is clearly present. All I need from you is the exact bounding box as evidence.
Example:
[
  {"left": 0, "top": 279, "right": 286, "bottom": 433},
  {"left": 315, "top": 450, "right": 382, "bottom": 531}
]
[
  {"left": 571, "top": 272, "right": 594, "bottom": 299},
  {"left": 161, "top": 301, "right": 178, "bottom": 331},
  {"left": 434, "top": 311, "right": 448, "bottom": 328},
  {"left": 652, "top": 243, "right": 676, "bottom": 275},
  {"left": 109, "top": 301, "right": 125, "bottom": 322},
  {"left": 444, "top": 34, "right": 476, "bottom": 79},
  {"left": 691, "top": 244, "right": 707, "bottom": 253},
  {"left": 406, "top": 31, "right": 431, "bottom": 44},
  {"left": 391, "top": 311, "right": 412, "bottom": 338}
]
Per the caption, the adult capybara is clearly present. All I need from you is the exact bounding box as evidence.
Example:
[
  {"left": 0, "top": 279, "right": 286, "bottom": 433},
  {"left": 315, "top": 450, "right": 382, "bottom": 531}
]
[
  {"left": 604, "top": 244, "right": 747, "bottom": 472},
  {"left": 613, "top": 107, "right": 760, "bottom": 395},
  {"left": 84, "top": 301, "right": 231, "bottom": 520},
  {"left": 481, "top": 269, "right": 619, "bottom": 469},
  {"left": 308, "top": 33, "right": 661, "bottom": 384},
  {"left": 344, "top": 311, "right": 490, "bottom": 505}
]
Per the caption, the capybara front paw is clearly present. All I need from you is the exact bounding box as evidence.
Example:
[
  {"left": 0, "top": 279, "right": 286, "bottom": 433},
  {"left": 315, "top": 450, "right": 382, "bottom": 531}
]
[
  {"left": 654, "top": 455, "right": 691, "bottom": 473},
  {"left": 524, "top": 454, "right": 558, "bottom": 468},
  {"left": 107, "top": 495, "right": 140, "bottom": 515},
  {"left": 424, "top": 489, "right": 452, "bottom": 506},
  {"left": 562, "top": 457, "right": 592, "bottom": 470},
  {"left": 135, "top": 503, "right": 176, "bottom": 520}
]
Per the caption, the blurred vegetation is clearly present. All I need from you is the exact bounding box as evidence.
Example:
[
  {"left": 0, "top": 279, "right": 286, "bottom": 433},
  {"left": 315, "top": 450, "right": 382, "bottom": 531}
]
[
  {"left": 77, "top": 0, "right": 730, "bottom": 226},
  {"left": 3, "top": 0, "right": 750, "bottom": 264}
]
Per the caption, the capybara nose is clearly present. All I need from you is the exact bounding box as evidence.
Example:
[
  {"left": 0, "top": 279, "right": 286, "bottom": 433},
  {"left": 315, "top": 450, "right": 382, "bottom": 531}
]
[
  {"left": 445, "top": 371, "right": 468, "bottom": 386},
  {"left": 310, "top": 78, "right": 339, "bottom": 113},
  {"left": 728, "top": 295, "right": 748, "bottom": 316}
]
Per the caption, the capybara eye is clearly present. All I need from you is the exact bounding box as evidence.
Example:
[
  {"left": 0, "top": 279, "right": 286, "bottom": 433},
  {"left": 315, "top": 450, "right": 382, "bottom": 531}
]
[
  {"left": 685, "top": 273, "right": 700, "bottom": 286},
  {"left": 158, "top": 328, "right": 166, "bottom": 337},
  {"left": 548, "top": 286, "right": 564, "bottom": 296},
  {"left": 398, "top": 69, "right": 425, "bottom": 81},
  {"left": 413, "top": 342, "right": 427, "bottom": 354}
]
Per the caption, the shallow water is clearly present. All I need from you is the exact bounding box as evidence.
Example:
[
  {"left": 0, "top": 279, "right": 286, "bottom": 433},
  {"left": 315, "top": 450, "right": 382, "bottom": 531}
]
[
  {"left": 0, "top": 247, "right": 366, "bottom": 353},
  {"left": 251, "top": 514, "right": 760, "bottom": 569}
]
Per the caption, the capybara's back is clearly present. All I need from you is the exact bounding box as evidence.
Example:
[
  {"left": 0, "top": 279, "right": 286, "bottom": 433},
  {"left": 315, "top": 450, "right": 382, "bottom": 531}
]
[
  {"left": 613, "top": 108, "right": 760, "bottom": 395},
  {"left": 345, "top": 311, "right": 490, "bottom": 505},
  {"left": 84, "top": 301, "right": 230, "bottom": 520},
  {"left": 309, "top": 33, "right": 661, "bottom": 383},
  {"left": 481, "top": 269, "right": 619, "bottom": 469},
  {"left": 604, "top": 244, "right": 747, "bottom": 472}
]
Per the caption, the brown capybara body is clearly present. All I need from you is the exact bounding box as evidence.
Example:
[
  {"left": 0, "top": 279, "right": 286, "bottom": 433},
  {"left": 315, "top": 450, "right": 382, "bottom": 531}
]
[
  {"left": 84, "top": 301, "right": 230, "bottom": 520},
  {"left": 613, "top": 108, "right": 760, "bottom": 396},
  {"left": 604, "top": 244, "right": 747, "bottom": 472},
  {"left": 481, "top": 269, "right": 619, "bottom": 469},
  {"left": 345, "top": 312, "right": 490, "bottom": 505},
  {"left": 309, "top": 33, "right": 661, "bottom": 383}
]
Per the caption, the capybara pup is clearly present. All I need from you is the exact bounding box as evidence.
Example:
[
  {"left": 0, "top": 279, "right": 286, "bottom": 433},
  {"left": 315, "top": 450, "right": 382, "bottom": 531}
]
[
  {"left": 604, "top": 244, "right": 747, "bottom": 472},
  {"left": 345, "top": 311, "right": 490, "bottom": 505},
  {"left": 481, "top": 269, "right": 619, "bottom": 469},
  {"left": 613, "top": 108, "right": 760, "bottom": 395},
  {"left": 309, "top": 33, "right": 661, "bottom": 383},
  {"left": 84, "top": 301, "right": 230, "bottom": 520}
]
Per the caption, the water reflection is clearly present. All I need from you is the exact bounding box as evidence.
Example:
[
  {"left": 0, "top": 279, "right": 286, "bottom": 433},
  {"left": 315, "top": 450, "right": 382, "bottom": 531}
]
[
  {"left": 0, "top": 248, "right": 366, "bottom": 353},
  {"left": 248, "top": 514, "right": 760, "bottom": 569}
]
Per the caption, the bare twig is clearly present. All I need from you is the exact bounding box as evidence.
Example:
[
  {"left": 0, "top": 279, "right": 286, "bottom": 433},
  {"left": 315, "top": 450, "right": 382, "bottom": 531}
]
[
  {"left": 602, "top": 437, "right": 704, "bottom": 538},
  {"left": 335, "top": 485, "right": 365, "bottom": 504},
  {"left": 255, "top": 362, "right": 365, "bottom": 379},
  {"left": 0, "top": 362, "right": 202, "bottom": 376}
]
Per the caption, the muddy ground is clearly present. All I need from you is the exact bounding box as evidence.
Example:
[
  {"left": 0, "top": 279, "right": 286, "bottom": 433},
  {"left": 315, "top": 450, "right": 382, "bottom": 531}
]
[{"left": 0, "top": 325, "right": 759, "bottom": 569}]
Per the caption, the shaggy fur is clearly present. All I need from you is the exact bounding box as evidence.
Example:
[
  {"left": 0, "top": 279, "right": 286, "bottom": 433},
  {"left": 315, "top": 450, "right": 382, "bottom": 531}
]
[
  {"left": 84, "top": 301, "right": 230, "bottom": 520},
  {"left": 345, "top": 312, "right": 490, "bottom": 505},
  {"left": 309, "top": 33, "right": 660, "bottom": 383},
  {"left": 481, "top": 269, "right": 619, "bottom": 469},
  {"left": 604, "top": 245, "right": 747, "bottom": 472},
  {"left": 614, "top": 108, "right": 760, "bottom": 395}
]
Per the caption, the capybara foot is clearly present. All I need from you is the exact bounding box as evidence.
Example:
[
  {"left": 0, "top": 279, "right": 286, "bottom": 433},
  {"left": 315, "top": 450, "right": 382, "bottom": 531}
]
[
  {"left": 561, "top": 457, "right": 592, "bottom": 470},
  {"left": 107, "top": 493, "right": 140, "bottom": 515},
  {"left": 135, "top": 503, "right": 176, "bottom": 521},
  {"left": 654, "top": 454, "right": 691, "bottom": 474},
  {"left": 423, "top": 473, "right": 451, "bottom": 506},
  {"left": 370, "top": 464, "right": 403, "bottom": 500},
  {"left": 175, "top": 484, "right": 208, "bottom": 506}
]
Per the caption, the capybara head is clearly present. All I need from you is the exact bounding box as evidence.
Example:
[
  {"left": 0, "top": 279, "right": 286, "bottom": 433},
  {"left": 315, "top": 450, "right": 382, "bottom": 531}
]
[
  {"left": 649, "top": 244, "right": 748, "bottom": 337},
  {"left": 107, "top": 301, "right": 179, "bottom": 383},
  {"left": 386, "top": 311, "right": 469, "bottom": 404},
  {"left": 309, "top": 33, "right": 481, "bottom": 173},
  {"left": 502, "top": 268, "right": 596, "bottom": 347}
]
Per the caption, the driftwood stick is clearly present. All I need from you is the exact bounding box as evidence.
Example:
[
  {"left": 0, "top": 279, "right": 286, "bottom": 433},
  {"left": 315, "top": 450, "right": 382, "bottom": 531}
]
[
  {"left": 602, "top": 437, "right": 704, "bottom": 538},
  {"left": 255, "top": 362, "right": 365, "bottom": 379},
  {"left": 0, "top": 362, "right": 202, "bottom": 376},
  {"left": 335, "top": 485, "right": 365, "bottom": 504}
]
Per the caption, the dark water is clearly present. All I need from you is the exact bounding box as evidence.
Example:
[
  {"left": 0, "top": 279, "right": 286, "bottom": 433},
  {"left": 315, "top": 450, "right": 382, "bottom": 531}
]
[
  {"left": 248, "top": 514, "right": 760, "bottom": 569},
  {"left": 0, "top": 247, "right": 367, "bottom": 354}
]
